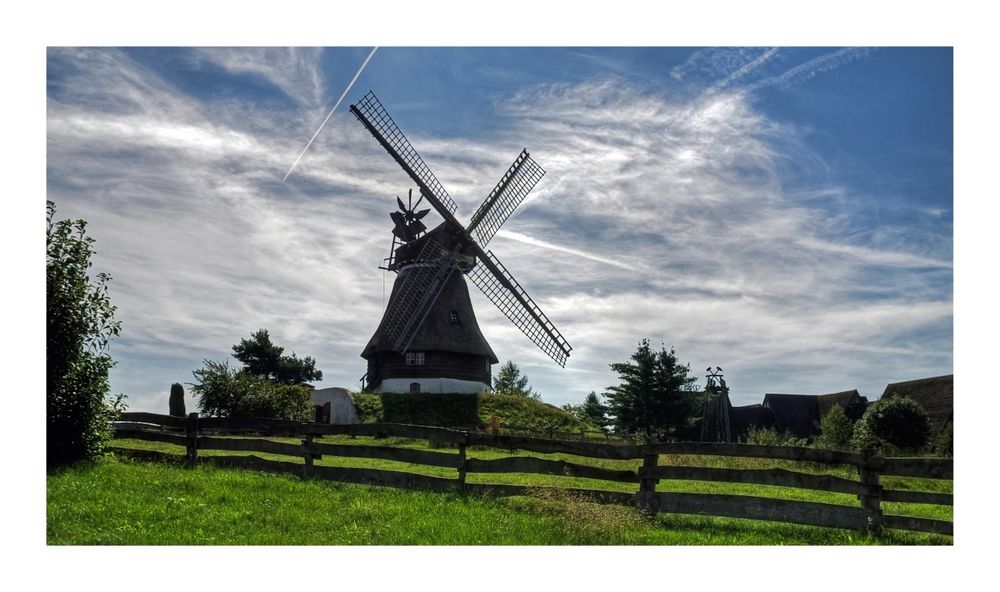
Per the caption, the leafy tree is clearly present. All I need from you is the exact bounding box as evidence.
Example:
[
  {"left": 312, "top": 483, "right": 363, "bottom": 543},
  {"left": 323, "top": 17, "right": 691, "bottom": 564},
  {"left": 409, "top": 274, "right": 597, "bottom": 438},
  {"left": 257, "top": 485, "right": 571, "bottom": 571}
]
[
  {"left": 190, "top": 359, "right": 312, "bottom": 421},
  {"left": 47, "top": 201, "right": 126, "bottom": 465},
  {"left": 492, "top": 360, "right": 540, "bottom": 400},
  {"left": 852, "top": 396, "right": 931, "bottom": 453},
  {"left": 232, "top": 329, "right": 322, "bottom": 385},
  {"left": 814, "top": 405, "right": 854, "bottom": 450},
  {"left": 604, "top": 339, "right": 699, "bottom": 440}
]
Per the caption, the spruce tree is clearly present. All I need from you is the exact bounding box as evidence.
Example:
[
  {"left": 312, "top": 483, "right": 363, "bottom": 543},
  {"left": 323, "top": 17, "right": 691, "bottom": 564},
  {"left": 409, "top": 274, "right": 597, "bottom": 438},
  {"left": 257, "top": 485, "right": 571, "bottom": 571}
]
[{"left": 605, "top": 339, "right": 698, "bottom": 439}]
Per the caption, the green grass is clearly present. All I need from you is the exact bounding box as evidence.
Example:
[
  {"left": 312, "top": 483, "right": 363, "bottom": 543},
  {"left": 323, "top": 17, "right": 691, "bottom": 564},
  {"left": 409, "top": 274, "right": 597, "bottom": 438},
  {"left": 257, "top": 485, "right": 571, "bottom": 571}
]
[
  {"left": 47, "top": 457, "right": 949, "bottom": 545},
  {"left": 46, "top": 435, "right": 953, "bottom": 545}
]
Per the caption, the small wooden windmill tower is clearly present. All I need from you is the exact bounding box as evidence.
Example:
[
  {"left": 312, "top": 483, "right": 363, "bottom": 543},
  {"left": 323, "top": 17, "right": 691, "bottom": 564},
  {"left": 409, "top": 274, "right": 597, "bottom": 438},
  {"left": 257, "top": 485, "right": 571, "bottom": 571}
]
[{"left": 349, "top": 91, "right": 572, "bottom": 394}]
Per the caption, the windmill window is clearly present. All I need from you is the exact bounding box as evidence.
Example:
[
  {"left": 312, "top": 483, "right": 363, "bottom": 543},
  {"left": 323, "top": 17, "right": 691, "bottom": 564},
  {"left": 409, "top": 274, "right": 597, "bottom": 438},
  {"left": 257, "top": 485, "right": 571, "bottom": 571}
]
[
  {"left": 449, "top": 310, "right": 461, "bottom": 325},
  {"left": 410, "top": 382, "right": 421, "bottom": 393},
  {"left": 405, "top": 352, "right": 425, "bottom": 366}
]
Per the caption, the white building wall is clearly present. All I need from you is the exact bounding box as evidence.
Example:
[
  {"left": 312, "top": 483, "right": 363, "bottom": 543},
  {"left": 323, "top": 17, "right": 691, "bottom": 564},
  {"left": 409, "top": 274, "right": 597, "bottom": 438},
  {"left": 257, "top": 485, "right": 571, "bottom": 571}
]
[
  {"left": 311, "top": 387, "right": 359, "bottom": 424},
  {"left": 376, "top": 377, "right": 489, "bottom": 394}
]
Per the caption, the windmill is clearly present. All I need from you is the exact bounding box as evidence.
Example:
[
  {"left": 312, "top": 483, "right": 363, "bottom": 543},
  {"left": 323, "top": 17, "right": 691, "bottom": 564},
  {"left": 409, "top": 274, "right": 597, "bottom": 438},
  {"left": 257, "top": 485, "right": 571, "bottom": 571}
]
[{"left": 349, "top": 90, "right": 572, "bottom": 394}]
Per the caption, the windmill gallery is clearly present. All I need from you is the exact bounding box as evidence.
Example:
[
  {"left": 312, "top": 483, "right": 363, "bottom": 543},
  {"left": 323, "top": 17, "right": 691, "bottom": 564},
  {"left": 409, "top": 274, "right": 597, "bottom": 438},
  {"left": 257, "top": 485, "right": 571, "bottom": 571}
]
[{"left": 349, "top": 91, "right": 572, "bottom": 395}]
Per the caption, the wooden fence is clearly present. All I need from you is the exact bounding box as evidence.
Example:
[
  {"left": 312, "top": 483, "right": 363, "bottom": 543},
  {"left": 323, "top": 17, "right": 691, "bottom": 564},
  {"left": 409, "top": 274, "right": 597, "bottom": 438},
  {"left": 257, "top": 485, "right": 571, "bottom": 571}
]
[{"left": 111, "top": 412, "right": 953, "bottom": 537}]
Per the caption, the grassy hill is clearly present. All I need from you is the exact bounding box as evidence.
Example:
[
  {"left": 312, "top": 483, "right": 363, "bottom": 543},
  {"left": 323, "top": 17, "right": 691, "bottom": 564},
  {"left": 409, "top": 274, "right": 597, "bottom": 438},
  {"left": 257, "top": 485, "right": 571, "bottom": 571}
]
[{"left": 352, "top": 391, "right": 589, "bottom": 432}]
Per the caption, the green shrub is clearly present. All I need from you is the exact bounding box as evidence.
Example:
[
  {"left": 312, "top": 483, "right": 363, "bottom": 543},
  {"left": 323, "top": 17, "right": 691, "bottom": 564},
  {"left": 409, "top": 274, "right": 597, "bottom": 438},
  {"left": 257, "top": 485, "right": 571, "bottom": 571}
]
[
  {"left": 169, "top": 383, "right": 186, "bottom": 417},
  {"left": 852, "top": 396, "right": 931, "bottom": 454},
  {"left": 745, "top": 426, "right": 807, "bottom": 447},
  {"left": 380, "top": 392, "right": 479, "bottom": 426},
  {"left": 47, "top": 201, "right": 126, "bottom": 466},
  {"left": 190, "top": 360, "right": 311, "bottom": 421},
  {"left": 814, "top": 405, "right": 853, "bottom": 450},
  {"left": 353, "top": 392, "right": 384, "bottom": 423}
]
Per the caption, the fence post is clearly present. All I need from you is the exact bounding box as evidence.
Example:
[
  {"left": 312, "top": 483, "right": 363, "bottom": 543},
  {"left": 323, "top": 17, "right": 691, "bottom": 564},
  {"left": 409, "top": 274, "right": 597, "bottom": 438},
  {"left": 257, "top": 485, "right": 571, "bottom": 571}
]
[
  {"left": 457, "top": 433, "right": 468, "bottom": 492},
  {"left": 185, "top": 412, "right": 199, "bottom": 466},
  {"left": 637, "top": 443, "right": 659, "bottom": 516},
  {"left": 858, "top": 450, "right": 883, "bottom": 532}
]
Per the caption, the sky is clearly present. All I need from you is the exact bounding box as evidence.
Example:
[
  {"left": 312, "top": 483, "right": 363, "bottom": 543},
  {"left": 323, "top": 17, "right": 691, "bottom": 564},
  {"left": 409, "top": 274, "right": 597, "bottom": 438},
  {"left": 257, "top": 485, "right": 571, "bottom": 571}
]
[{"left": 45, "top": 46, "right": 954, "bottom": 412}]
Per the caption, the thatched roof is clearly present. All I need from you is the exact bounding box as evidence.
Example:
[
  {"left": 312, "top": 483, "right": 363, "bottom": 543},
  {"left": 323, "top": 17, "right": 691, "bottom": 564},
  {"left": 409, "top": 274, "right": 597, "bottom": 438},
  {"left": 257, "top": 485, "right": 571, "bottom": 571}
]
[
  {"left": 816, "top": 389, "right": 868, "bottom": 421},
  {"left": 881, "top": 374, "right": 953, "bottom": 437},
  {"left": 362, "top": 266, "right": 498, "bottom": 363}
]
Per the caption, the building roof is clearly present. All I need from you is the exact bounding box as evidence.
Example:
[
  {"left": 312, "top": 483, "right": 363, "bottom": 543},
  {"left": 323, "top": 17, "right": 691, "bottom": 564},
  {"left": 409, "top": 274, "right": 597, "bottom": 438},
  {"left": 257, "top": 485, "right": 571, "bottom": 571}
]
[
  {"left": 762, "top": 394, "right": 820, "bottom": 438},
  {"left": 730, "top": 404, "right": 775, "bottom": 438},
  {"left": 881, "top": 374, "right": 953, "bottom": 436},
  {"left": 815, "top": 389, "right": 868, "bottom": 421}
]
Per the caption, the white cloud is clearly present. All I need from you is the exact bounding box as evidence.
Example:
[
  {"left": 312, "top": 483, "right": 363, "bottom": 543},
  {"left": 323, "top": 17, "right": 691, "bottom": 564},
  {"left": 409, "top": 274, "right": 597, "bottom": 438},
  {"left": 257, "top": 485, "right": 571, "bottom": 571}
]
[
  {"left": 46, "top": 48, "right": 951, "bottom": 413},
  {"left": 195, "top": 47, "right": 327, "bottom": 109}
]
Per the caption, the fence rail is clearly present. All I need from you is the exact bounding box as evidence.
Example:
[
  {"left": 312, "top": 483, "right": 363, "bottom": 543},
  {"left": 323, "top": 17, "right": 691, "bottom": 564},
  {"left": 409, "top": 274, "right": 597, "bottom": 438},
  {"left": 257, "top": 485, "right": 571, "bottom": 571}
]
[{"left": 111, "top": 412, "right": 953, "bottom": 537}]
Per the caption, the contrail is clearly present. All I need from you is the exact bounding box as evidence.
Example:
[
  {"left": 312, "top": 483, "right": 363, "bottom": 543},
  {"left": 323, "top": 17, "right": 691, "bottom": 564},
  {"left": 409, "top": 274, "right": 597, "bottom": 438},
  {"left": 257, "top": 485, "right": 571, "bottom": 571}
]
[{"left": 283, "top": 46, "right": 379, "bottom": 182}]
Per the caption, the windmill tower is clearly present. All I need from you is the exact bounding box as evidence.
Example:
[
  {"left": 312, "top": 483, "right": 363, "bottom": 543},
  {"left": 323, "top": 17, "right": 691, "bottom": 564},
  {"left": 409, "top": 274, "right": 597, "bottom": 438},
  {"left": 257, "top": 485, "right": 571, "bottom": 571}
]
[{"left": 349, "top": 91, "right": 572, "bottom": 394}]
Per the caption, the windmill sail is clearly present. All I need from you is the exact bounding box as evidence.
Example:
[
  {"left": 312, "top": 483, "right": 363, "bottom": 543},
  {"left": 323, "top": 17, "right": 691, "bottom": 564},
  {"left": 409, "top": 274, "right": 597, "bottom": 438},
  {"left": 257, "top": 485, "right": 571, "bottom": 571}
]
[
  {"left": 350, "top": 90, "right": 571, "bottom": 369},
  {"left": 467, "top": 149, "right": 546, "bottom": 246},
  {"left": 467, "top": 248, "right": 572, "bottom": 367},
  {"left": 350, "top": 91, "right": 459, "bottom": 220}
]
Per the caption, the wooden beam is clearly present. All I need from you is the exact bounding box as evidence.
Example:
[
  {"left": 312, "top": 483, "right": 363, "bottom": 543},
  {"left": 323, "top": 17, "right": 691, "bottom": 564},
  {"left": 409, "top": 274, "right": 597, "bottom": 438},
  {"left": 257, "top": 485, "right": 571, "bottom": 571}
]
[
  {"left": 640, "top": 465, "right": 873, "bottom": 496},
  {"left": 640, "top": 491, "right": 866, "bottom": 531},
  {"left": 465, "top": 456, "right": 639, "bottom": 483},
  {"left": 881, "top": 489, "right": 953, "bottom": 506}
]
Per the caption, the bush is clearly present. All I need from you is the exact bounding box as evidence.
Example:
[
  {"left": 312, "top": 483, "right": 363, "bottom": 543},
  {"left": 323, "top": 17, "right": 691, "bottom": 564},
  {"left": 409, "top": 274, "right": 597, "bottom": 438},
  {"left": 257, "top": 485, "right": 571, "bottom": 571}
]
[
  {"left": 352, "top": 392, "right": 384, "bottom": 423},
  {"left": 47, "top": 201, "right": 126, "bottom": 465},
  {"left": 745, "top": 426, "right": 807, "bottom": 447},
  {"left": 814, "top": 405, "right": 854, "bottom": 450},
  {"left": 852, "top": 396, "right": 931, "bottom": 453},
  {"left": 380, "top": 392, "right": 480, "bottom": 426},
  {"left": 190, "top": 360, "right": 312, "bottom": 421}
]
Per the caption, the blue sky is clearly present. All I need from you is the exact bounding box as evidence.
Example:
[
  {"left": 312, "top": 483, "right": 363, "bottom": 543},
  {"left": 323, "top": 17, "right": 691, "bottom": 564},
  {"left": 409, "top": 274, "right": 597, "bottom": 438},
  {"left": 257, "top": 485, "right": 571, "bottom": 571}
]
[{"left": 45, "top": 47, "right": 953, "bottom": 412}]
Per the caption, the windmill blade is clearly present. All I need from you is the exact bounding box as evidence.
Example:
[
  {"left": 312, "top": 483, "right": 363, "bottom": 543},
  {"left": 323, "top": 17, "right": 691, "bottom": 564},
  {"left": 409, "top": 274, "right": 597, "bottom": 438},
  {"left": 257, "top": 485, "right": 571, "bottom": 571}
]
[
  {"left": 467, "top": 248, "right": 572, "bottom": 367},
  {"left": 378, "top": 238, "right": 460, "bottom": 354},
  {"left": 350, "top": 91, "right": 459, "bottom": 222},
  {"left": 467, "top": 149, "right": 546, "bottom": 246}
]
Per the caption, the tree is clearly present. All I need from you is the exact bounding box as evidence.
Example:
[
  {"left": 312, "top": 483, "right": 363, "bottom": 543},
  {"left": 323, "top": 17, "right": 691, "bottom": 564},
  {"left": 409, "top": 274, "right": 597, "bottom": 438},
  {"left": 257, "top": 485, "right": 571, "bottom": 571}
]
[
  {"left": 232, "top": 329, "right": 322, "bottom": 385},
  {"left": 852, "top": 396, "right": 931, "bottom": 453},
  {"left": 814, "top": 405, "right": 853, "bottom": 450},
  {"left": 563, "top": 391, "right": 611, "bottom": 431},
  {"left": 169, "top": 383, "right": 186, "bottom": 417},
  {"left": 604, "top": 339, "right": 699, "bottom": 440},
  {"left": 492, "top": 360, "right": 540, "bottom": 400},
  {"left": 47, "top": 201, "right": 126, "bottom": 465},
  {"left": 582, "top": 391, "right": 610, "bottom": 430},
  {"left": 190, "top": 360, "right": 312, "bottom": 421}
]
